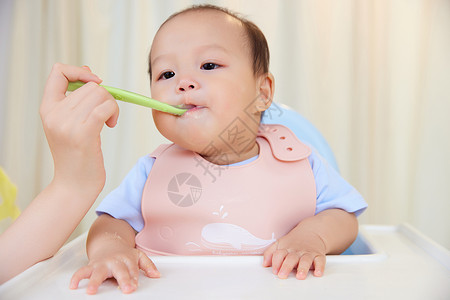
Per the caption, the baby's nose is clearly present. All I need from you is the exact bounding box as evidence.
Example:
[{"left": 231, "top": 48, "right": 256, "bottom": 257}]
[{"left": 177, "top": 79, "right": 199, "bottom": 92}]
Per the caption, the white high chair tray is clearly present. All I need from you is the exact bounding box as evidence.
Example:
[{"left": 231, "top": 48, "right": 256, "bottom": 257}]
[{"left": 1, "top": 224, "right": 449, "bottom": 299}]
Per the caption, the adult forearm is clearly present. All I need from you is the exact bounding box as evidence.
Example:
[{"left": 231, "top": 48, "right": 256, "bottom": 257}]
[{"left": 0, "top": 180, "right": 99, "bottom": 283}]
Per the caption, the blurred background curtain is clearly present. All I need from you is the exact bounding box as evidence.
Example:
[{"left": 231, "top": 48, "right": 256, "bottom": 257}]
[{"left": 1, "top": 0, "right": 449, "bottom": 248}]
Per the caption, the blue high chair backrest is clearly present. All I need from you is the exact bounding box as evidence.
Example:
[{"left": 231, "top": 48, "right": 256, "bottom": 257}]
[{"left": 261, "top": 102, "right": 339, "bottom": 172}]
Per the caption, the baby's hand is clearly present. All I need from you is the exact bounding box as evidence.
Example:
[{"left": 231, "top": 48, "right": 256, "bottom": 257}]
[
  {"left": 262, "top": 230, "right": 327, "bottom": 280},
  {"left": 70, "top": 247, "right": 160, "bottom": 294}
]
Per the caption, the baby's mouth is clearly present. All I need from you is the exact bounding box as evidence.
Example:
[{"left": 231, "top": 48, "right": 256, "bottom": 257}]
[
  {"left": 176, "top": 104, "right": 206, "bottom": 112},
  {"left": 175, "top": 104, "right": 196, "bottom": 109}
]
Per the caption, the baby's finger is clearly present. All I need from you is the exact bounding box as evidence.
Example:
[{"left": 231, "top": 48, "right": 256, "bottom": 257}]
[
  {"left": 123, "top": 260, "right": 140, "bottom": 285},
  {"left": 312, "top": 255, "right": 326, "bottom": 277},
  {"left": 262, "top": 242, "right": 276, "bottom": 267},
  {"left": 296, "top": 253, "right": 315, "bottom": 280},
  {"left": 270, "top": 249, "right": 288, "bottom": 276},
  {"left": 86, "top": 270, "right": 109, "bottom": 295},
  {"left": 278, "top": 253, "right": 300, "bottom": 279},
  {"left": 86, "top": 266, "right": 110, "bottom": 295},
  {"left": 138, "top": 252, "right": 161, "bottom": 278},
  {"left": 111, "top": 262, "right": 137, "bottom": 294},
  {"left": 69, "top": 265, "right": 93, "bottom": 289}
]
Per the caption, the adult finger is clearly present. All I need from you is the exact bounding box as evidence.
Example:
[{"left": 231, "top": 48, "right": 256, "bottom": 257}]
[
  {"left": 68, "top": 82, "right": 117, "bottom": 124},
  {"left": 60, "top": 81, "right": 105, "bottom": 113},
  {"left": 41, "top": 63, "right": 102, "bottom": 114},
  {"left": 84, "top": 97, "right": 120, "bottom": 133},
  {"left": 81, "top": 65, "right": 92, "bottom": 72}
]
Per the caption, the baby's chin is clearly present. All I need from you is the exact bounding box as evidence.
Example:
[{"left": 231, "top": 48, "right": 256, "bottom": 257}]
[
  {"left": 171, "top": 135, "right": 217, "bottom": 153},
  {"left": 153, "top": 111, "right": 226, "bottom": 152}
]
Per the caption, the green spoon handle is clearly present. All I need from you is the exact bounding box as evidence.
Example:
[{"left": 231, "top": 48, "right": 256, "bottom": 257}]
[{"left": 67, "top": 81, "right": 186, "bottom": 116}]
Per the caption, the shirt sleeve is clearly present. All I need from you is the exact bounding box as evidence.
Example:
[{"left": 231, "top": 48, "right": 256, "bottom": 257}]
[
  {"left": 96, "top": 155, "right": 155, "bottom": 232},
  {"left": 308, "top": 146, "right": 368, "bottom": 217}
]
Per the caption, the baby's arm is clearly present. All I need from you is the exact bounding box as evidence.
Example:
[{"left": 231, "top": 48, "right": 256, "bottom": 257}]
[
  {"left": 70, "top": 214, "right": 160, "bottom": 294},
  {"left": 263, "top": 208, "right": 358, "bottom": 279}
]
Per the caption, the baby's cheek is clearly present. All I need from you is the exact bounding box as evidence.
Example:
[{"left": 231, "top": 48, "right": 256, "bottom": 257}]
[{"left": 153, "top": 113, "right": 174, "bottom": 137}]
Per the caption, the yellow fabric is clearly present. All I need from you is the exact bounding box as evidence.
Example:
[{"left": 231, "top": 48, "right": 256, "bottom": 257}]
[{"left": 0, "top": 167, "right": 20, "bottom": 221}]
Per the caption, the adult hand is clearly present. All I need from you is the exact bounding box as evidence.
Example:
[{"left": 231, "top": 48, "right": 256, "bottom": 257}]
[{"left": 40, "top": 63, "right": 119, "bottom": 198}]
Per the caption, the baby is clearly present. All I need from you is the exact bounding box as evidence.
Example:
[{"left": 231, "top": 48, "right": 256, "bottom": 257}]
[{"left": 70, "top": 5, "right": 367, "bottom": 294}]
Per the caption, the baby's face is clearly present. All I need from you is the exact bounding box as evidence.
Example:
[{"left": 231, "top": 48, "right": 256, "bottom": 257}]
[{"left": 150, "top": 10, "right": 264, "bottom": 162}]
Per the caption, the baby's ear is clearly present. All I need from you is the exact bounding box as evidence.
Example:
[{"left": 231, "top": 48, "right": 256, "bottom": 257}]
[{"left": 256, "top": 72, "right": 275, "bottom": 112}]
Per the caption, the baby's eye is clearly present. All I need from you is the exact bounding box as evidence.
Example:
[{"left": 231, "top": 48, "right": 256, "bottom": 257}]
[
  {"left": 201, "top": 63, "right": 220, "bottom": 70},
  {"left": 158, "top": 71, "right": 175, "bottom": 80}
]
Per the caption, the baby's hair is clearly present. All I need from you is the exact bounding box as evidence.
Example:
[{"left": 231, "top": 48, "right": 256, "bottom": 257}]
[{"left": 148, "top": 4, "right": 270, "bottom": 80}]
